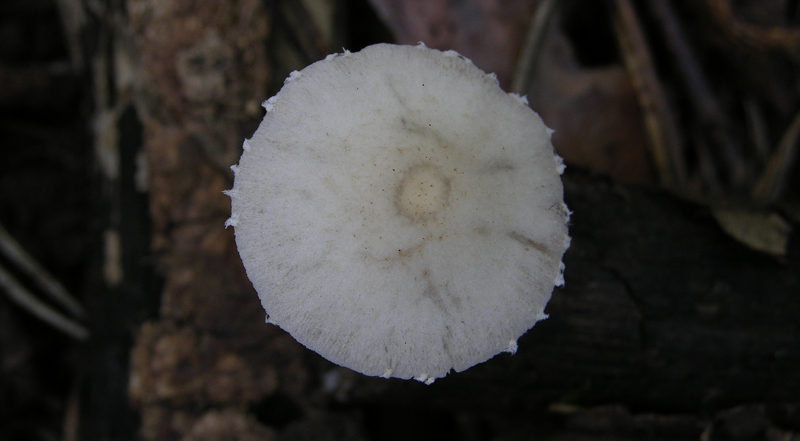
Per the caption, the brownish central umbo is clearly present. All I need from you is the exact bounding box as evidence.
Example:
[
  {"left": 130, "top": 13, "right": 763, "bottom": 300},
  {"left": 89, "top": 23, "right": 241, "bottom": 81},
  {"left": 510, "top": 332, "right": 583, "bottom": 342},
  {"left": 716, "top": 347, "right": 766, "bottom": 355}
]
[{"left": 395, "top": 164, "right": 450, "bottom": 222}]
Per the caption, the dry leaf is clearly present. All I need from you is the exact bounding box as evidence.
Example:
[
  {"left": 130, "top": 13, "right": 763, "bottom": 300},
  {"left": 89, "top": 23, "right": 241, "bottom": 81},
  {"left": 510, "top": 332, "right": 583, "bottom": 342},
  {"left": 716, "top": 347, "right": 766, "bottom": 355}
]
[{"left": 712, "top": 208, "right": 792, "bottom": 256}]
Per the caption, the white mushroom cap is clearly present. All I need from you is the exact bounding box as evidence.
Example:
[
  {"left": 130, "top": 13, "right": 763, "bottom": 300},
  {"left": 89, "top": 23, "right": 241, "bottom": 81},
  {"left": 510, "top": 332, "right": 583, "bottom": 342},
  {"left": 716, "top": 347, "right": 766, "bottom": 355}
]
[{"left": 227, "top": 43, "right": 570, "bottom": 383}]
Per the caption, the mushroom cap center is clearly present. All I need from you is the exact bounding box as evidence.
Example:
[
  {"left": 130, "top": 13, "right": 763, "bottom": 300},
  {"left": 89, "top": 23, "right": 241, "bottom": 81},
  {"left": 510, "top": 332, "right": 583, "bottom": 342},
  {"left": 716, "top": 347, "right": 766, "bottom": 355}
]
[{"left": 396, "top": 164, "right": 450, "bottom": 222}]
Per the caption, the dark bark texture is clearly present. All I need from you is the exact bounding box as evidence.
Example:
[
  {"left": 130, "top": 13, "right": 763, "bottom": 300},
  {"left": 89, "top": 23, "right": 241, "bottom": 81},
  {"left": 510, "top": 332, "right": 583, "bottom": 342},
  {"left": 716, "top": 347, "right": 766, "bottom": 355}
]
[{"left": 344, "top": 172, "right": 800, "bottom": 417}]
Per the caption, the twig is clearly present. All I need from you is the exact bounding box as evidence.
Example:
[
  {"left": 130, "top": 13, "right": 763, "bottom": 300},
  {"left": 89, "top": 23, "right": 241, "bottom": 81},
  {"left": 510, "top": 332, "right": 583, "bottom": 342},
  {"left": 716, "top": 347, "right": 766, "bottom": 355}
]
[
  {"left": 55, "top": 0, "right": 87, "bottom": 72},
  {"left": 277, "top": 0, "right": 330, "bottom": 64},
  {"left": 511, "top": 0, "right": 559, "bottom": 95},
  {"left": 752, "top": 110, "right": 800, "bottom": 204},
  {"left": 694, "top": 132, "right": 724, "bottom": 195},
  {"left": 743, "top": 98, "right": 772, "bottom": 163},
  {"left": 648, "top": 0, "right": 720, "bottom": 122},
  {"left": 0, "top": 223, "right": 85, "bottom": 318},
  {"left": 63, "top": 378, "right": 82, "bottom": 441},
  {"left": 612, "top": 0, "right": 686, "bottom": 189},
  {"left": 0, "top": 265, "right": 89, "bottom": 341},
  {"left": 703, "top": 0, "right": 800, "bottom": 61},
  {"left": 647, "top": 0, "right": 747, "bottom": 188}
]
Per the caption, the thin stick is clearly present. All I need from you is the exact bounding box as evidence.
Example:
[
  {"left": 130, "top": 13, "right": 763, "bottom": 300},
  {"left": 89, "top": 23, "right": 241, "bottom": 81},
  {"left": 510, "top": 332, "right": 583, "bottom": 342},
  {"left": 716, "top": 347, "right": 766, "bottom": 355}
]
[
  {"left": 647, "top": 0, "right": 746, "bottom": 187},
  {"left": 702, "top": 0, "right": 800, "bottom": 60},
  {"left": 55, "top": 0, "right": 87, "bottom": 72},
  {"left": 511, "top": 0, "right": 559, "bottom": 95},
  {"left": 0, "top": 265, "right": 89, "bottom": 341},
  {"left": 743, "top": 98, "right": 772, "bottom": 163},
  {"left": 612, "top": 0, "right": 686, "bottom": 188},
  {"left": 63, "top": 378, "right": 82, "bottom": 441},
  {"left": 0, "top": 223, "right": 85, "bottom": 318},
  {"left": 752, "top": 110, "right": 800, "bottom": 204}
]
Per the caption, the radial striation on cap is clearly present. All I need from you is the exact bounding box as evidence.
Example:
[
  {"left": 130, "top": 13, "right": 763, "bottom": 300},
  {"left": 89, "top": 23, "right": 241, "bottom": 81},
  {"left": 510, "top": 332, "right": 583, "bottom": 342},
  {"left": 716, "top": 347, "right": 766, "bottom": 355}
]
[{"left": 228, "top": 43, "right": 570, "bottom": 383}]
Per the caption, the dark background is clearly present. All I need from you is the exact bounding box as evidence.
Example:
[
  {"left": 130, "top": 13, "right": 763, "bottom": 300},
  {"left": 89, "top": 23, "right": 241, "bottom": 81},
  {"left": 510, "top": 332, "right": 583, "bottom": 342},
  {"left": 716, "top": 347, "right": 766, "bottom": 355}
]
[{"left": 1, "top": 0, "right": 799, "bottom": 440}]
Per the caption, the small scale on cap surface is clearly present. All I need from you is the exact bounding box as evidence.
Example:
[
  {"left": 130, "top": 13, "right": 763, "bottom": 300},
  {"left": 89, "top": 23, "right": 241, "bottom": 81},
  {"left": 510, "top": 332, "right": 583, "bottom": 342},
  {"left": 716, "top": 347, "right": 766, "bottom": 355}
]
[{"left": 227, "top": 43, "right": 570, "bottom": 383}]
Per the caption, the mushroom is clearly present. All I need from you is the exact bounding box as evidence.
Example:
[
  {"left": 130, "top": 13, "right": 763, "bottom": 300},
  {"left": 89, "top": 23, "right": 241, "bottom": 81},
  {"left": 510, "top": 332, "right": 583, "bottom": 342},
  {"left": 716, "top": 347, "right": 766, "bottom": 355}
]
[{"left": 227, "top": 43, "right": 570, "bottom": 384}]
